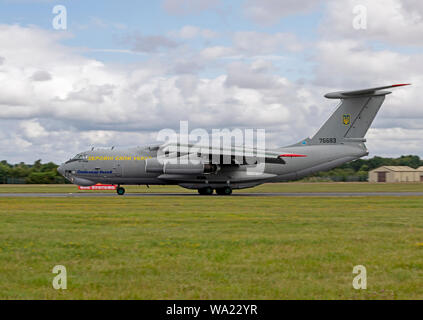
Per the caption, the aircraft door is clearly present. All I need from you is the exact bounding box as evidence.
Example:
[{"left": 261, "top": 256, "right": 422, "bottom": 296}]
[{"left": 112, "top": 159, "right": 122, "bottom": 177}]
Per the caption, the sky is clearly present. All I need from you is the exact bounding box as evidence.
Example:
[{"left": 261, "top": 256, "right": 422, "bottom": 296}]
[{"left": 0, "top": 0, "right": 422, "bottom": 164}]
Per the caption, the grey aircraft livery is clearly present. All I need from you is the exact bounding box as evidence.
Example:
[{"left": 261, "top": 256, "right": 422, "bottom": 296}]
[{"left": 58, "top": 84, "right": 409, "bottom": 195}]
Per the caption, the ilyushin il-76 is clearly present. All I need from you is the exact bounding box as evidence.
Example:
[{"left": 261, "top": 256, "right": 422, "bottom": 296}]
[{"left": 58, "top": 84, "right": 409, "bottom": 195}]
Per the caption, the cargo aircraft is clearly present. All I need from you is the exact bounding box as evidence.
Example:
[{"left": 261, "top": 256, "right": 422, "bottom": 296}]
[{"left": 58, "top": 84, "right": 410, "bottom": 195}]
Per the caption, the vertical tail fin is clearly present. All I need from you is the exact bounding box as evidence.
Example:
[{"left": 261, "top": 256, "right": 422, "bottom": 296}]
[{"left": 308, "top": 84, "right": 410, "bottom": 145}]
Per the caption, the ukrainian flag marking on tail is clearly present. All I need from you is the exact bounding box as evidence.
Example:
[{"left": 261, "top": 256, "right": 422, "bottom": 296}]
[{"left": 343, "top": 114, "right": 351, "bottom": 126}]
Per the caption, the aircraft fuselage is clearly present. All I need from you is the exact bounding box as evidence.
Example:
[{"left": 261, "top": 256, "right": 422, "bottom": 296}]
[{"left": 58, "top": 143, "right": 368, "bottom": 191}]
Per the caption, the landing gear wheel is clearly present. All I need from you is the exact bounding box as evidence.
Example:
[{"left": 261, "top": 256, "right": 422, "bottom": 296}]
[
  {"left": 216, "top": 186, "right": 232, "bottom": 195},
  {"left": 116, "top": 186, "right": 125, "bottom": 195},
  {"left": 198, "top": 187, "right": 213, "bottom": 195}
]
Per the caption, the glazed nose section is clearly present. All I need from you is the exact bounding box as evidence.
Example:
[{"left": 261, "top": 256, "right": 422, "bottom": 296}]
[{"left": 57, "top": 164, "right": 64, "bottom": 176}]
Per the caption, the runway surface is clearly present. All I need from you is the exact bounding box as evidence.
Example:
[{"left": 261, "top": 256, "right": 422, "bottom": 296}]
[{"left": 1, "top": 192, "right": 423, "bottom": 197}]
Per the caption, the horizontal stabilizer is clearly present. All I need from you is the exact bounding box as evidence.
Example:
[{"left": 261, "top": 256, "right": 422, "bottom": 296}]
[{"left": 325, "top": 84, "right": 410, "bottom": 99}]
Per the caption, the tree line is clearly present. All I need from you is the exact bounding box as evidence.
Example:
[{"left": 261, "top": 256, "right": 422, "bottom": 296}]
[
  {"left": 0, "top": 155, "right": 422, "bottom": 184},
  {"left": 0, "top": 160, "right": 67, "bottom": 184}
]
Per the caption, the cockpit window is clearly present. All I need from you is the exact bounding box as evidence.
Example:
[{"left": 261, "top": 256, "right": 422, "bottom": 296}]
[
  {"left": 76, "top": 154, "right": 88, "bottom": 160},
  {"left": 65, "top": 153, "right": 88, "bottom": 164}
]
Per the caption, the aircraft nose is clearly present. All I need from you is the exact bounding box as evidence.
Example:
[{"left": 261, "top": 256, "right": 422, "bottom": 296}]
[{"left": 57, "top": 165, "right": 64, "bottom": 176}]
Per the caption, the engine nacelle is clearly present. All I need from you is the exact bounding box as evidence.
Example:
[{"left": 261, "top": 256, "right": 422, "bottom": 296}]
[
  {"left": 71, "top": 177, "right": 96, "bottom": 186},
  {"left": 145, "top": 158, "right": 217, "bottom": 175},
  {"left": 164, "top": 163, "right": 204, "bottom": 174}
]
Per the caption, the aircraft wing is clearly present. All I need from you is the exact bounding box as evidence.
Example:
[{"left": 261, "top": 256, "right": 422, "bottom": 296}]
[{"left": 159, "top": 142, "right": 306, "bottom": 165}]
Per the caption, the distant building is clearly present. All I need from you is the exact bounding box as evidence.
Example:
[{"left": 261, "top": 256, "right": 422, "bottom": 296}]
[
  {"left": 419, "top": 167, "right": 423, "bottom": 182},
  {"left": 368, "top": 166, "right": 423, "bottom": 183}
]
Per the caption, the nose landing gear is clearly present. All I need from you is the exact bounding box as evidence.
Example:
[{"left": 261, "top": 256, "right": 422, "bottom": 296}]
[{"left": 116, "top": 186, "right": 125, "bottom": 195}]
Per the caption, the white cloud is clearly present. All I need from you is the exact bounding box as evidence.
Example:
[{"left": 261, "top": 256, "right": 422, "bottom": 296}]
[
  {"left": 20, "top": 120, "right": 48, "bottom": 139},
  {"left": 198, "top": 31, "right": 303, "bottom": 61},
  {"left": 66, "top": 84, "right": 115, "bottom": 104},
  {"left": 322, "top": 0, "right": 423, "bottom": 46},
  {"left": 200, "top": 46, "right": 236, "bottom": 60},
  {"left": 31, "top": 70, "right": 52, "bottom": 82},
  {"left": 244, "top": 0, "right": 322, "bottom": 25},
  {"left": 233, "top": 31, "right": 303, "bottom": 54},
  {"left": 121, "top": 33, "right": 180, "bottom": 53},
  {"left": 313, "top": 40, "right": 419, "bottom": 87},
  {"left": 162, "top": 0, "right": 222, "bottom": 15},
  {"left": 169, "top": 25, "right": 218, "bottom": 39},
  {"left": 225, "top": 60, "right": 278, "bottom": 89},
  {"left": 366, "top": 127, "right": 423, "bottom": 157}
]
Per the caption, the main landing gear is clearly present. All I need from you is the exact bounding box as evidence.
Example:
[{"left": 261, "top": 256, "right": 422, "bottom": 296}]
[
  {"left": 198, "top": 186, "right": 213, "bottom": 195},
  {"left": 116, "top": 185, "right": 125, "bottom": 195},
  {"left": 216, "top": 186, "right": 232, "bottom": 195},
  {"left": 197, "top": 186, "right": 232, "bottom": 195}
]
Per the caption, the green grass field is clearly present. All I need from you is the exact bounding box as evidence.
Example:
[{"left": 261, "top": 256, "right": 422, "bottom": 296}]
[{"left": 0, "top": 183, "right": 422, "bottom": 299}]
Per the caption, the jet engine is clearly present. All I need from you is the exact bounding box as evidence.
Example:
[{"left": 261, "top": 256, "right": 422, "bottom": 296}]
[
  {"left": 71, "top": 176, "right": 96, "bottom": 186},
  {"left": 145, "top": 158, "right": 217, "bottom": 175}
]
